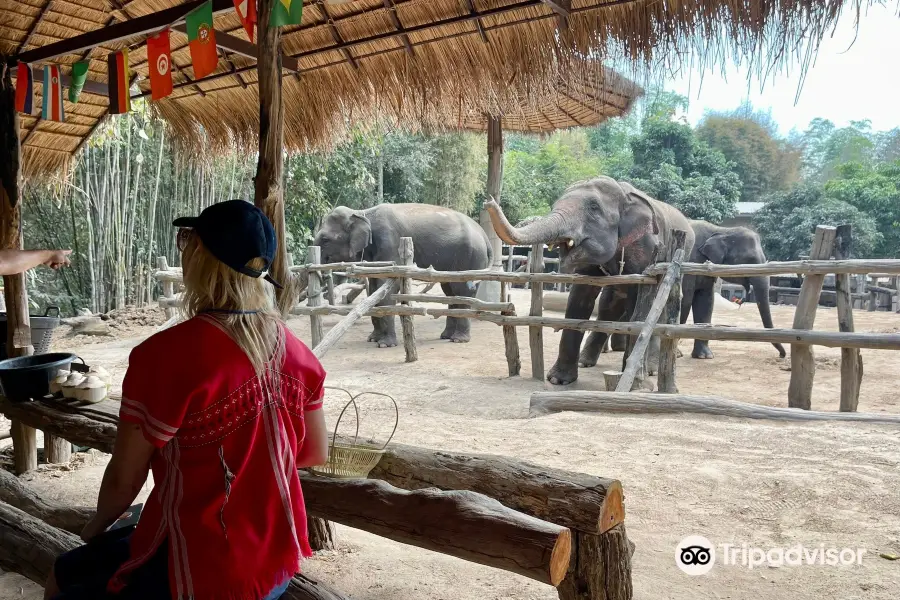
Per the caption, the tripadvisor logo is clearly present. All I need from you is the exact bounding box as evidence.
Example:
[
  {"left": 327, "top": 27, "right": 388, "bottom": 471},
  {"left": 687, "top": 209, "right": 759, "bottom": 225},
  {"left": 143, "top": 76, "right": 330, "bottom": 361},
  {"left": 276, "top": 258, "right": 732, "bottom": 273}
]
[{"left": 676, "top": 535, "right": 867, "bottom": 575}]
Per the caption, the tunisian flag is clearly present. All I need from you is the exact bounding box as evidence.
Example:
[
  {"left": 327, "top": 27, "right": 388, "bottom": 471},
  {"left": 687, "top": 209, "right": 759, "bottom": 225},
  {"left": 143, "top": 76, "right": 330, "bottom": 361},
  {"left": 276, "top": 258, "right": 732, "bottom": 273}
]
[{"left": 147, "top": 29, "right": 173, "bottom": 101}]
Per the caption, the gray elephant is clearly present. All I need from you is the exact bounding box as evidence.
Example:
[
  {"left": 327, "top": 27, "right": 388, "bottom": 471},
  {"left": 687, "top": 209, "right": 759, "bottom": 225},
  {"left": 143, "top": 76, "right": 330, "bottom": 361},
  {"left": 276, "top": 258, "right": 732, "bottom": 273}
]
[
  {"left": 485, "top": 176, "right": 695, "bottom": 385},
  {"left": 681, "top": 220, "right": 786, "bottom": 359},
  {"left": 313, "top": 204, "right": 492, "bottom": 347}
]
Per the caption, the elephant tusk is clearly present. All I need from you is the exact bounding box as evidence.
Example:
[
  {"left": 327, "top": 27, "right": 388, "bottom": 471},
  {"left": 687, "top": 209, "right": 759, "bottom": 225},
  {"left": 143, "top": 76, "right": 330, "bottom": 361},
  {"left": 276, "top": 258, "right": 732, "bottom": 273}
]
[{"left": 567, "top": 239, "right": 574, "bottom": 248}]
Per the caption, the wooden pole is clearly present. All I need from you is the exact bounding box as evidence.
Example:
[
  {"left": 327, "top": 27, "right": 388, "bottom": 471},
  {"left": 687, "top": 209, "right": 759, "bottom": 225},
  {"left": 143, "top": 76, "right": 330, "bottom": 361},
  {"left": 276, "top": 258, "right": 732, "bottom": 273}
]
[
  {"left": 788, "top": 226, "right": 836, "bottom": 410},
  {"left": 398, "top": 237, "right": 418, "bottom": 362},
  {"left": 306, "top": 246, "right": 325, "bottom": 348},
  {"left": 645, "top": 258, "right": 900, "bottom": 277},
  {"left": 0, "top": 61, "right": 36, "bottom": 475},
  {"left": 253, "top": 0, "right": 293, "bottom": 316},
  {"left": 833, "top": 225, "right": 862, "bottom": 412},
  {"left": 346, "top": 264, "right": 652, "bottom": 288},
  {"left": 477, "top": 115, "right": 503, "bottom": 302},
  {"left": 868, "top": 284, "right": 877, "bottom": 312},
  {"left": 529, "top": 244, "right": 545, "bottom": 380},
  {"left": 502, "top": 304, "right": 521, "bottom": 377},
  {"left": 312, "top": 280, "right": 397, "bottom": 360},
  {"left": 657, "top": 232, "right": 686, "bottom": 393},
  {"left": 157, "top": 256, "right": 175, "bottom": 319},
  {"left": 325, "top": 272, "right": 335, "bottom": 305},
  {"left": 616, "top": 234, "right": 686, "bottom": 393},
  {"left": 529, "top": 391, "right": 900, "bottom": 425},
  {"left": 300, "top": 474, "right": 572, "bottom": 586}
]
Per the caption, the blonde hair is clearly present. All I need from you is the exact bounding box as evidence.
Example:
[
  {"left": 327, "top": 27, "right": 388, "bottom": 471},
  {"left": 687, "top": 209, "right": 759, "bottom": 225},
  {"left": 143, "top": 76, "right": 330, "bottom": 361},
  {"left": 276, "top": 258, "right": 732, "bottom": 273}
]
[{"left": 181, "top": 235, "right": 284, "bottom": 375}]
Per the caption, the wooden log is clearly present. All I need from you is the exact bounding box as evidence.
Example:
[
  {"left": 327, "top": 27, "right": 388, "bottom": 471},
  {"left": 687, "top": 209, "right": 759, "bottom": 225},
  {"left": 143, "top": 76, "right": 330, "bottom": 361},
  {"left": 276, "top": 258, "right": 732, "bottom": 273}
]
[
  {"left": 312, "top": 280, "right": 397, "bottom": 360},
  {"left": 833, "top": 226, "right": 863, "bottom": 413},
  {"left": 345, "top": 264, "right": 654, "bottom": 287},
  {"left": 529, "top": 244, "right": 545, "bottom": 380},
  {"left": 325, "top": 272, "right": 336, "bottom": 305},
  {"left": 398, "top": 237, "right": 418, "bottom": 363},
  {"left": 529, "top": 391, "right": 900, "bottom": 424},
  {"left": 0, "top": 469, "right": 93, "bottom": 534},
  {"left": 307, "top": 246, "right": 325, "bottom": 348},
  {"left": 617, "top": 241, "right": 685, "bottom": 393},
  {"left": 768, "top": 286, "right": 867, "bottom": 299},
  {"left": 501, "top": 306, "right": 521, "bottom": 377},
  {"left": 299, "top": 474, "right": 572, "bottom": 586},
  {"left": 788, "top": 226, "right": 836, "bottom": 410},
  {"left": 557, "top": 526, "right": 633, "bottom": 600},
  {"left": 602, "top": 371, "right": 622, "bottom": 391},
  {"left": 392, "top": 294, "right": 515, "bottom": 312},
  {"left": 288, "top": 306, "right": 900, "bottom": 350},
  {"left": 657, "top": 233, "right": 685, "bottom": 394},
  {"left": 0, "top": 498, "right": 348, "bottom": 600},
  {"left": 291, "top": 260, "right": 395, "bottom": 273},
  {"left": 45, "top": 436, "right": 71, "bottom": 465},
  {"left": 157, "top": 256, "right": 175, "bottom": 319},
  {"left": 645, "top": 258, "right": 900, "bottom": 277},
  {"left": 0, "top": 67, "right": 36, "bottom": 475},
  {"left": 0, "top": 397, "right": 117, "bottom": 454},
  {"left": 367, "top": 441, "right": 624, "bottom": 535}
]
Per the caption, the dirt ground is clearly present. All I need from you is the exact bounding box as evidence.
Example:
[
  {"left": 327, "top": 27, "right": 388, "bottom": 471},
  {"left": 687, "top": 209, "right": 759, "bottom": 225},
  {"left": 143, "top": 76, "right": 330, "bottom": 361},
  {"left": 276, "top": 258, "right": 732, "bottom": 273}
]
[{"left": 2, "top": 289, "right": 899, "bottom": 599}]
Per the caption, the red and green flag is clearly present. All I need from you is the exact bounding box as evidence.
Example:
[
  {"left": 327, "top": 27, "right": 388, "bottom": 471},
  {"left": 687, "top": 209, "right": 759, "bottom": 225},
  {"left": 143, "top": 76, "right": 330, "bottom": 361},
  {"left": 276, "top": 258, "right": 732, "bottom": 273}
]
[
  {"left": 108, "top": 49, "right": 131, "bottom": 115},
  {"left": 234, "top": 0, "right": 256, "bottom": 42},
  {"left": 271, "top": 0, "right": 302, "bottom": 27},
  {"left": 185, "top": 0, "right": 218, "bottom": 79}
]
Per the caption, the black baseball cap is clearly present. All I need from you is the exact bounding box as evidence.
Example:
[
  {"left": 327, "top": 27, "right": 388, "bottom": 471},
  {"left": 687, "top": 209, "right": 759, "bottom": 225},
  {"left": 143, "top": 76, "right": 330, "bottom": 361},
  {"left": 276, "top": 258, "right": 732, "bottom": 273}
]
[{"left": 173, "top": 200, "right": 283, "bottom": 288}]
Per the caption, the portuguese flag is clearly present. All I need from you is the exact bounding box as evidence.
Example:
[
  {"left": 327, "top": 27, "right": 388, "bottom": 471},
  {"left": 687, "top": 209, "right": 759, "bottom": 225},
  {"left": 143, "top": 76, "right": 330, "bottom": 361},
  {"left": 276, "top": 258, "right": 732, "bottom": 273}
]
[
  {"left": 271, "top": 0, "right": 302, "bottom": 27},
  {"left": 185, "top": 0, "right": 218, "bottom": 79}
]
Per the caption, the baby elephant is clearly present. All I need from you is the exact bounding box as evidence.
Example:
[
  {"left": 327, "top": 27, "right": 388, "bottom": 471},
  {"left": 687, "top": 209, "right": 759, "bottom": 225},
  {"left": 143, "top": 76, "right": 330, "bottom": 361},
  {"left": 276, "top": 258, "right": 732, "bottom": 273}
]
[{"left": 313, "top": 204, "right": 492, "bottom": 347}]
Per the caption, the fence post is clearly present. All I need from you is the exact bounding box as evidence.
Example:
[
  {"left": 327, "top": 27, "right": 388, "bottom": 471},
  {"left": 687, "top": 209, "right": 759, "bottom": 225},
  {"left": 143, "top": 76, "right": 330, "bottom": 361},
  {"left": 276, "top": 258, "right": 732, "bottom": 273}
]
[
  {"left": 306, "top": 246, "right": 324, "bottom": 348},
  {"left": 657, "top": 231, "right": 687, "bottom": 393},
  {"left": 529, "top": 244, "right": 545, "bottom": 380},
  {"left": 157, "top": 256, "right": 175, "bottom": 320},
  {"left": 399, "top": 237, "right": 418, "bottom": 363},
  {"left": 833, "top": 225, "right": 862, "bottom": 412},
  {"left": 787, "top": 226, "right": 836, "bottom": 410},
  {"left": 325, "top": 272, "right": 336, "bottom": 306}
]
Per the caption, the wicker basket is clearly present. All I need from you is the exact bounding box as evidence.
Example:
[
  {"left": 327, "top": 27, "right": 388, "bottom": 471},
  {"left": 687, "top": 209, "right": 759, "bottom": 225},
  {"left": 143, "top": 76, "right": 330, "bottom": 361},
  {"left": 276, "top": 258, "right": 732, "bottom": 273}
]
[{"left": 309, "top": 387, "right": 398, "bottom": 479}]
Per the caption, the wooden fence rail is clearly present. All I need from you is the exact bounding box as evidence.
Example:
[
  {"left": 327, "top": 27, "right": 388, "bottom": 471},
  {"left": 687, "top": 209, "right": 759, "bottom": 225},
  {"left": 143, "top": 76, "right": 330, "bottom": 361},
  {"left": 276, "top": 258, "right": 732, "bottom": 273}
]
[{"left": 645, "top": 258, "right": 900, "bottom": 277}]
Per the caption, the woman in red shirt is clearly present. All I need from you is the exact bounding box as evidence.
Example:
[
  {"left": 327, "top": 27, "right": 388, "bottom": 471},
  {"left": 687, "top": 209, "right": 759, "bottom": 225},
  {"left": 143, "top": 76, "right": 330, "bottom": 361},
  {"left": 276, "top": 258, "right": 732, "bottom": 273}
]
[{"left": 45, "top": 200, "right": 329, "bottom": 600}]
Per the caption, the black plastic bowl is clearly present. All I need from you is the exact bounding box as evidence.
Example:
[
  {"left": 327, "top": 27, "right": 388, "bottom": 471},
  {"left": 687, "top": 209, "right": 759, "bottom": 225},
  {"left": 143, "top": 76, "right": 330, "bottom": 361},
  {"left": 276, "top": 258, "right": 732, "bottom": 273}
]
[{"left": 0, "top": 352, "right": 77, "bottom": 402}]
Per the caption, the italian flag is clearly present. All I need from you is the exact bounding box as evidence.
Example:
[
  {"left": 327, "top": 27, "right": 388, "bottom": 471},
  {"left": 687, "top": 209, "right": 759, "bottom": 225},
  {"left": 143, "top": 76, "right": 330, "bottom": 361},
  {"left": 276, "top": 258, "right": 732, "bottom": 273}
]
[
  {"left": 271, "top": 0, "right": 302, "bottom": 27},
  {"left": 185, "top": 0, "right": 218, "bottom": 79}
]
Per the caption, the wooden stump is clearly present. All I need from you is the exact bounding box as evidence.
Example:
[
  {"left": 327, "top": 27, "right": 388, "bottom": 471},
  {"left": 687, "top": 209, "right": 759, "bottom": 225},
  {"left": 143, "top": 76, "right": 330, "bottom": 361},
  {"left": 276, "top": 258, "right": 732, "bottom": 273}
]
[
  {"left": 44, "top": 436, "right": 71, "bottom": 465},
  {"left": 602, "top": 371, "right": 622, "bottom": 391},
  {"left": 557, "top": 525, "right": 633, "bottom": 600},
  {"left": 306, "top": 513, "right": 335, "bottom": 552},
  {"left": 833, "top": 225, "right": 862, "bottom": 412},
  {"left": 501, "top": 308, "right": 521, "bottom": 376},
  {"left": 788, "top": 226, "right": 836, "bottom": 409},
  {"left": 529, "top": 244, "right": 545, "bottom": 380},
  {"left": 306, "top": 246, "right": 325, "bottom": 348},
  {"left": 398, "top": 237, "right": 418, "bottom": 363}
]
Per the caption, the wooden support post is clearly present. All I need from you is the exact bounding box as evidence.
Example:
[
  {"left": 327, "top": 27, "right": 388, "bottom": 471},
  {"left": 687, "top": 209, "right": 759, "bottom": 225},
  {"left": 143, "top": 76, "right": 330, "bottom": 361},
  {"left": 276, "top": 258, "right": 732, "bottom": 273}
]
[
  {"left": 602, "top": 371, "right": 622, "bottom": 391},
  {"left": 157, "top": 256, "right": 175, "bottom": 319},
  {"left": 617, "top": 234, "right": 686, "bottom": 393},
  {"left": 44, "top": 437, "right": 71, "bottom": 465},
  {"left": 529, "top": 243, "right": 545, "bottom": 380},
  {"left": 313, "top": 281, "right": 396, "bottom": 359},
  {"left": 253, "top": 0, "right": 293, "bottom": 316},
  {"left": 657, "top": 231, "right": 686, "bottom": 393},
  {"left": 306, "top": 246, "right": 325, "bottom": 348},
  {"left": 398, "top": 237, "right": 418, "bottom": 363},
  {"left": 833, "top": 225, "right": 862, "bottom": 412},
  {"left": 868, "top": 285, "right": 877, "bottom": 312},
  {"left": 894, "top": 276, "right": 900, "bottom": 312},
  {"left": 477, "top": 115, "right": 503, "bottom": 302},
  {"left": 501, "top": 305, "right": 521, "bottom": 377},
  {"left": 1, "top": 61, "right": 36, "bottom": 475},
  {"left": 325, "top": 272, "right": 335, "bottom": 305},
  {"left": 788, "top": 226, "right": 836, "bottom": 410}
]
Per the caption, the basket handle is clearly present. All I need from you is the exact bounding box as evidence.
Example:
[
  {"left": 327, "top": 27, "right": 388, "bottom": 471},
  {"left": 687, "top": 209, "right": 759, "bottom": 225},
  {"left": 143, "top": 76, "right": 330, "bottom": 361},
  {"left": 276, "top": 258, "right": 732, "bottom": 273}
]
[
  {"left": 323, "top": 386, "right": 361, "bottom": 458},
  {"left": 43, "top": 306, "right": 60, "bottom": 318},
  {"left": 349, "top": 391, "right": 399, "bottom": 451}
]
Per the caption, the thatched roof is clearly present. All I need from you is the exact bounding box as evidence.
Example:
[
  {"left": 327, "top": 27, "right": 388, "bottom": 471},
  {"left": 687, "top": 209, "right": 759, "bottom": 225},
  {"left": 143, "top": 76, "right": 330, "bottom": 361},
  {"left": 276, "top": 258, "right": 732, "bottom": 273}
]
[{"left": 2, "top": 0, "right": 858, "bottom": 176}]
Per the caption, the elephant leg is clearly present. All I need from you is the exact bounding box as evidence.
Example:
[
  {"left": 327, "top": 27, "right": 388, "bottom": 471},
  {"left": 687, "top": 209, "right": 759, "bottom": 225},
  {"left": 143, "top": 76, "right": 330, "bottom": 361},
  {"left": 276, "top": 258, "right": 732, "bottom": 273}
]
[
  {"left": 580, "top": 288, "right": 626, "bottom": 367},
  {"left": 610, "top": 333, "right": 628, "bottom": 351},
  {"left": 367, "top": 277, "right": 398, "bottom": 348},
  {"left": 440, "top": 282, "right": 475, "bottom": 343},
  {"left": 691, "top": 283, "right": 715, "bottom": 359},
  {"left": 549, "top": 283, "right": 603, "bottom": 385}
]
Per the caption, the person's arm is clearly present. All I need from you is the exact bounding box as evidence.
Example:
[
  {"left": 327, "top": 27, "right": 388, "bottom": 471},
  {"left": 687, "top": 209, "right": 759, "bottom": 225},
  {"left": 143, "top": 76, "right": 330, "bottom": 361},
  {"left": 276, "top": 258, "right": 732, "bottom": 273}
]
[
  {"left": 80, "top": 422, "right": 155, "bottom": 541},
  {"left": 296, "top": 408, "right": 328, "bottom": 468},
  {"left": 0, "top": 249, "right": 71, "bottom": 275}
]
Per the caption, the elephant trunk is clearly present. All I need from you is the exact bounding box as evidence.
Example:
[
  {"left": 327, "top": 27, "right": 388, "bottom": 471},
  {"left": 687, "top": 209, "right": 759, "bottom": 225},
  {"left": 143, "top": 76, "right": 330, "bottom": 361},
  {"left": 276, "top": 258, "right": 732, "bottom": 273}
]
[
  {"left": 750, "top": 275, "right": 786, "bottom": 358},
  {"left": 483, "top": 199, "right": 569, "bottom": 246}
]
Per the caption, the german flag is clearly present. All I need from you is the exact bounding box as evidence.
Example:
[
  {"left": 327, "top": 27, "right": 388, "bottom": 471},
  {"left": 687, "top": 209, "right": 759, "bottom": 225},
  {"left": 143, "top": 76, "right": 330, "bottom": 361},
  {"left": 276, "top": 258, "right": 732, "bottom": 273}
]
[{"left": 107, "top": 49, "right": 131, "bottom": 115}]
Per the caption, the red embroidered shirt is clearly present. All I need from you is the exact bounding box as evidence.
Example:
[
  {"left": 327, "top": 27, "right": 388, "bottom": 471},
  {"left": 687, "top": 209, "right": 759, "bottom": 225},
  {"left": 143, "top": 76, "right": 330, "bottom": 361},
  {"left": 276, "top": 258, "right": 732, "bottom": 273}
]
[{"left": 110, "top": 315, "right": 325, "bottom": 600}]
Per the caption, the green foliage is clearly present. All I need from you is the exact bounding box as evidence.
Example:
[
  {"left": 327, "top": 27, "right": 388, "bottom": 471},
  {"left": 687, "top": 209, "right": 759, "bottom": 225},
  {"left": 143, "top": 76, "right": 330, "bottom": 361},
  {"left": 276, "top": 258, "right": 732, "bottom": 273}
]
[
  {"left": 823, "top": 161, "right": 900, "bottom": 257},
  {"left": 753, "top": 185, "right": 881, "bottom": 260}
]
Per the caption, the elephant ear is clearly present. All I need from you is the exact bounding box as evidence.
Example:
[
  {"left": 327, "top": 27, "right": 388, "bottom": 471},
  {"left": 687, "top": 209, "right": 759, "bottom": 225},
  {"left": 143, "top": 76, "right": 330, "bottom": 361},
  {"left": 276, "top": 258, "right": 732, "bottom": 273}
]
[
  {"left": 616, "top": 181, "right": 661, "bottom": 250},
  {"left": 349, "top": 210, "right": 373, "bottom": 250},
  {"left": 699, "top": 233, "right": 728, "bottom": 264}
]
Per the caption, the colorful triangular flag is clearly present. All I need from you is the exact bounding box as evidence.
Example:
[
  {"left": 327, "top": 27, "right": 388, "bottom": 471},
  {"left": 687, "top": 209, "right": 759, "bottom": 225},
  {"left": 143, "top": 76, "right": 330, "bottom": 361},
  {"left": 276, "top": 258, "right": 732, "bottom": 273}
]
[
  {"left": 68, "top": 61, "right": 89, "bottom": 103},
  {"left": 271, "top": 0, "right": 302, "bottom": 27},
  {"left": 185, "top": 1, "right": 218, "bottom": 79},
  {"left": 14, "top": 62, "right": 34, "bottom": 115},
  {"left": 147, "top": 29, "right": 173, "bottom": 101},
  {"left": 234, "top": 0, "right": 256, "bottom": 42},
  {"left": 108, "top": 49, "right": 131, "bottom": 115},
  {"left": 42, "top": 65, "right": 65, "bottom": 122}
]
